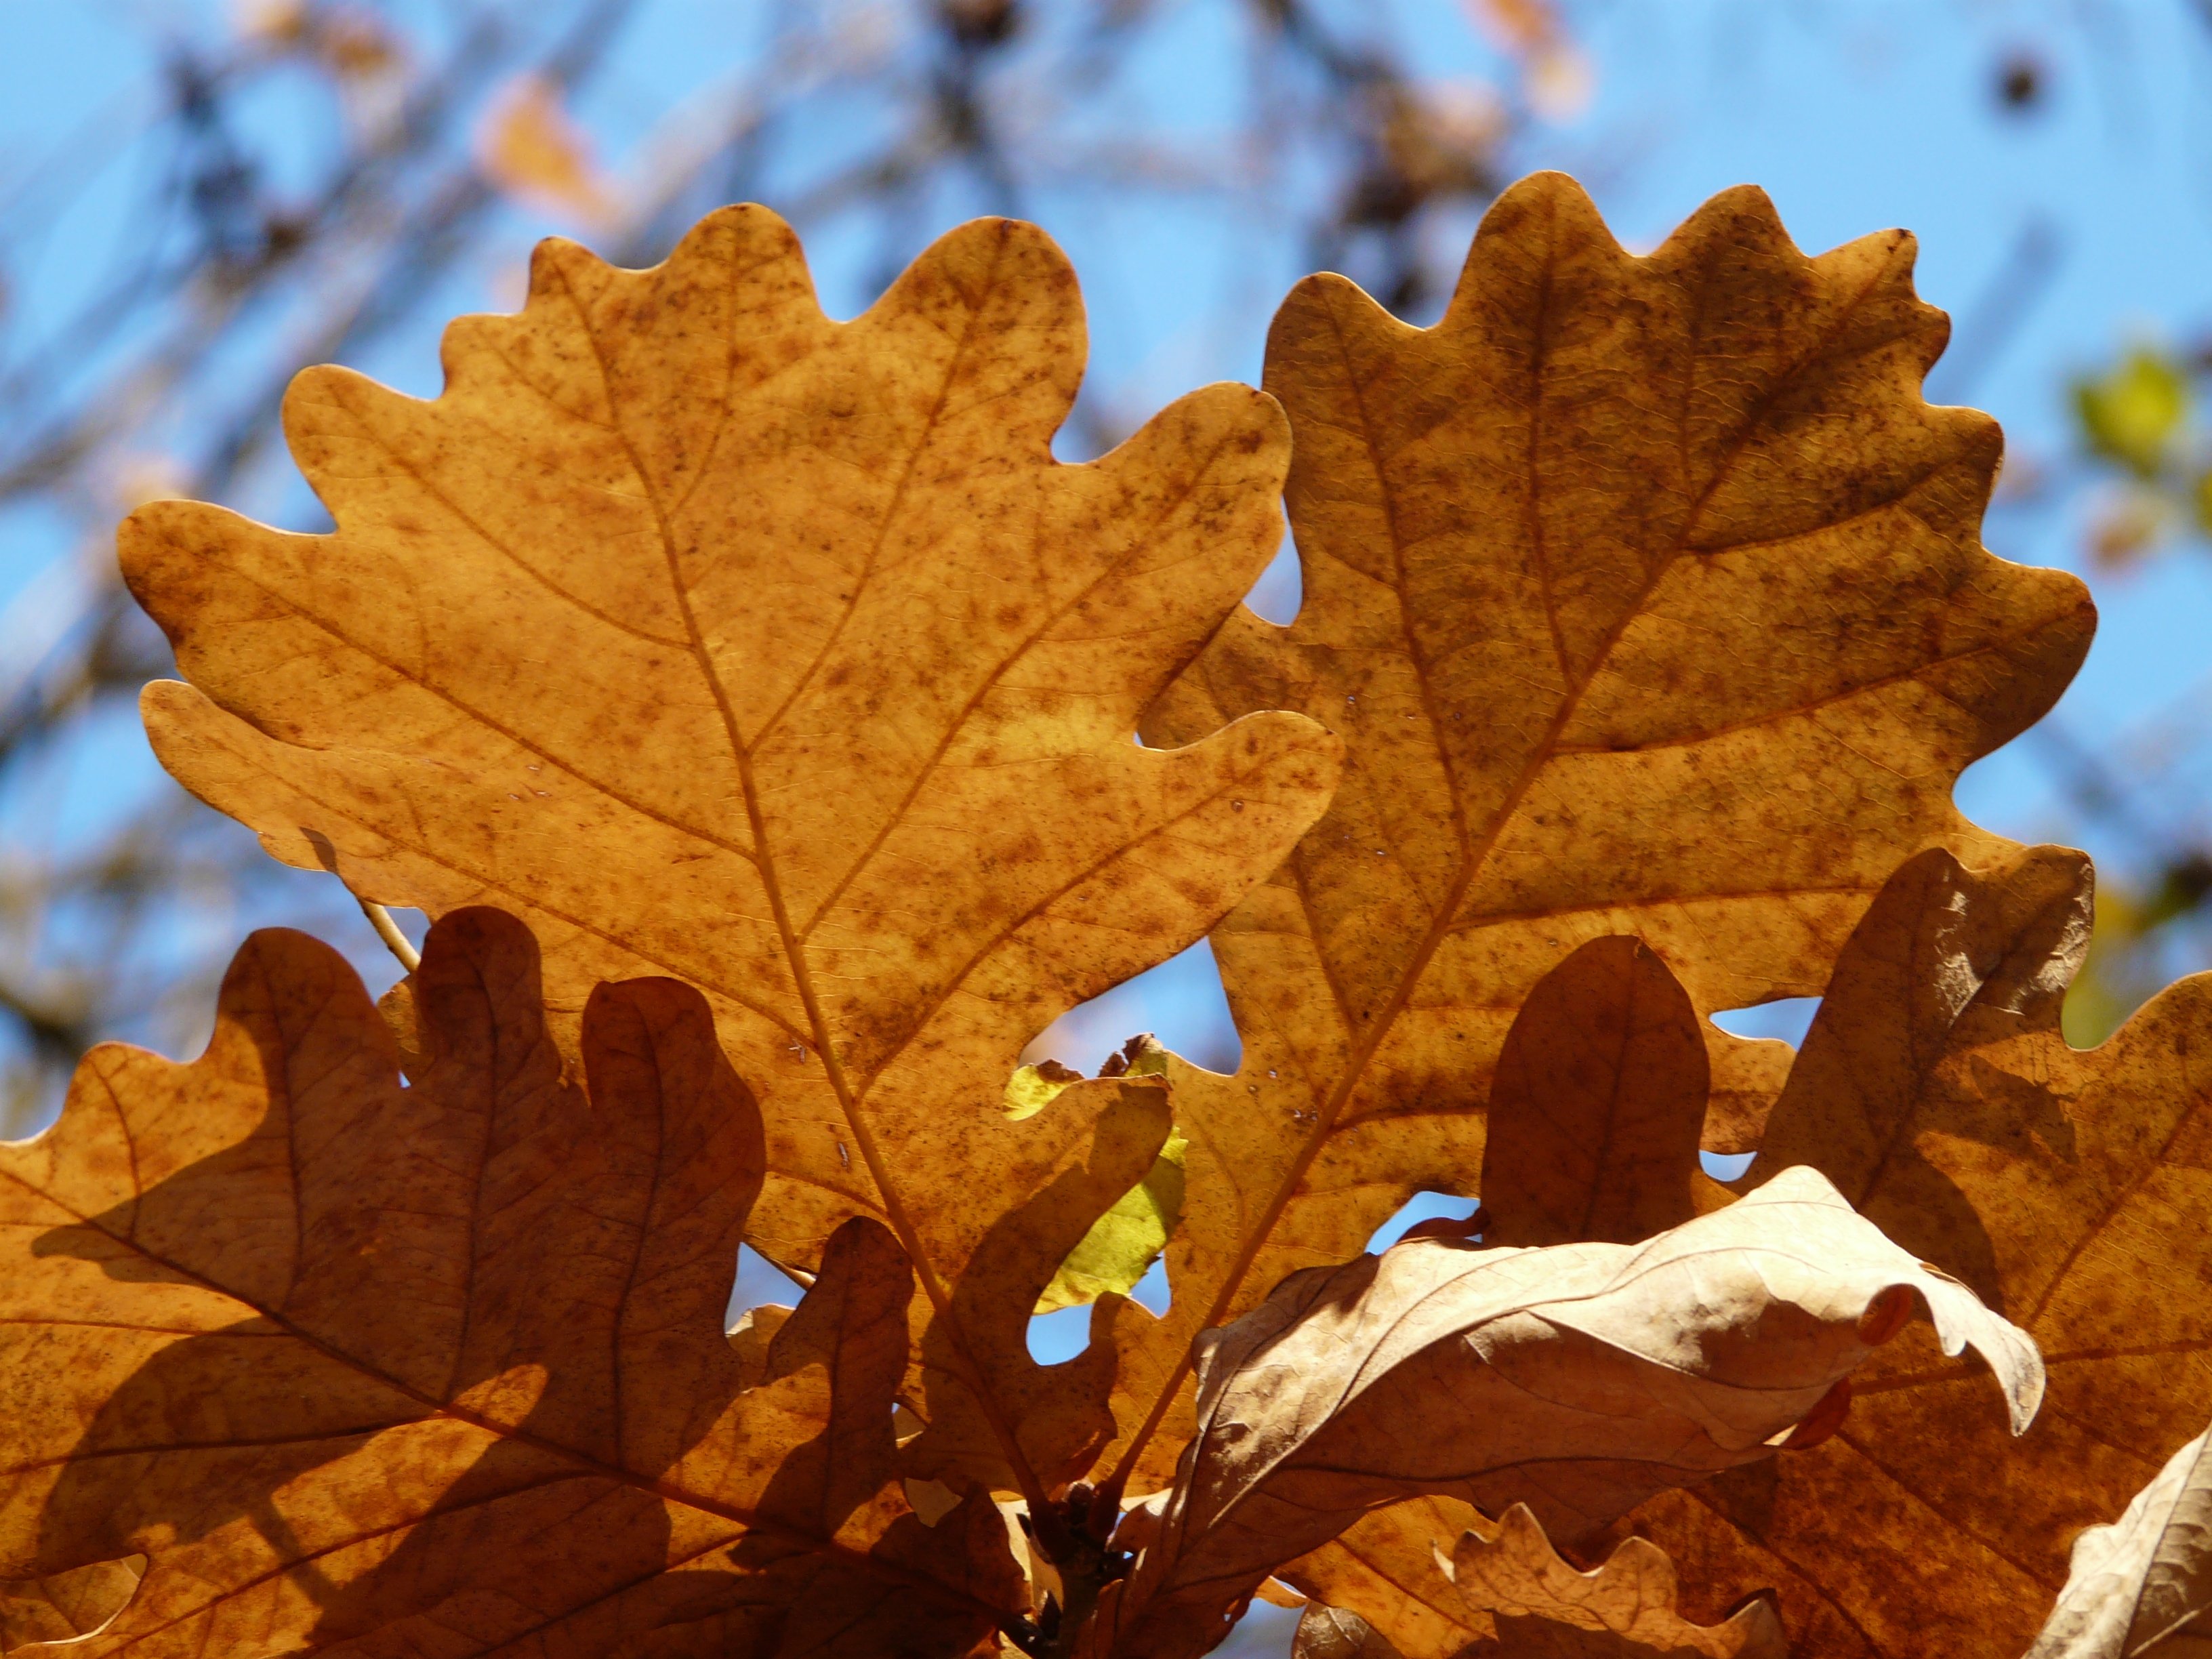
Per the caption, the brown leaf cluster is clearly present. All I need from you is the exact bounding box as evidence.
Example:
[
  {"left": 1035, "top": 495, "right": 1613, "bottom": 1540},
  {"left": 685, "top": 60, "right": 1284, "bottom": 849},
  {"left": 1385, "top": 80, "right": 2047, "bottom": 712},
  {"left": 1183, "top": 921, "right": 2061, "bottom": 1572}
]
[
  {"left": 12, "top": 161, "right": 2188, "bottom": 1659},
  {"left": 124, "top": 203, "right": 1339, "bottom": 1511},
  {"left": 1277, "top": 846, "right": 2212, "bottom": 1659},
  {"left": 1088, "top": 1167, "right": 2036, "bottom": 1658},
  {"left": 1611, "top": 845, "right": 2212, "bottom": 1657},
  {"left": 1, "top": 911, "right": 1021, "bottom": 1655}
]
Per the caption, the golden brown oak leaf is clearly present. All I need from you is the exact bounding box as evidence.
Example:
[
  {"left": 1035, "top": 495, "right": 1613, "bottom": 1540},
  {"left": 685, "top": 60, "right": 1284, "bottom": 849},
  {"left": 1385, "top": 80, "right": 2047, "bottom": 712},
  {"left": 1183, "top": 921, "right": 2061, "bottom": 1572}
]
[
  {"left": 1612, "top": 845, "right": 2212, "bottom": 1658},
  {"left": 1281, "top": 1498, "right": 1494, "bottom": 1659},
  {"left": 122, "top": 205, "right": 1340, "bottom": 1500},
  {"left": 1441, "top": 1504, "right": 1786, "bottom": 1659},
  {"left": 0, "top": 908, "right": 1024, "bottom": 1658},
  {"left": 1282, "top": 1498, "right": 1780, "bottom": 1659},
  {"left": 1117, "top": 168, "right": 2091, "bottom": 1494},
  {"left": 1082, "top": 1169, "right": 2039, "bottom": 1659}
]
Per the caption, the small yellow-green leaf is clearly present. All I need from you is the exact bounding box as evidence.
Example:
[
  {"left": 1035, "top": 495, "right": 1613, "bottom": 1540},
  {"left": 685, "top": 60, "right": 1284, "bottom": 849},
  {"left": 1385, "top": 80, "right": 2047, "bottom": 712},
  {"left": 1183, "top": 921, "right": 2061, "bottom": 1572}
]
[
  {"left": 1004, "top": 1059, "right": 1086, "bottom": 1122},
  {"left": 2074, "top": 348, "right": 2188, "bottom": 478},
  {"left": 1036, "top": 1130, "right": 1188, "bottom": 1313}
]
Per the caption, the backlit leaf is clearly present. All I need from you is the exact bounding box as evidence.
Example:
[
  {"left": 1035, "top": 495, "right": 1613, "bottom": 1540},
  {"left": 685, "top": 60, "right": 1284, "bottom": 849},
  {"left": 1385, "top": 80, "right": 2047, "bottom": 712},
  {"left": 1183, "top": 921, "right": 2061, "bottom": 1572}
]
[
  {"left": 0, "top": 909, "right": 1023, "bottom": 1655},
  {"left": 1113, "top": 168, "right": 2089, "bottom": 1499},
  {"left": 123, "top": 207, "right": 1340, "bottom": 1503},
  {"left": 1088, "top": 1168, "right": 2037, "bottom": 1658},
  {"left": 2023, "top": 1419, "right": 2212, "bottom": 1659},
  {"left": 1616, "top": 846, "right": 2212, "bottom": 1658},
  {"left": 1442, "top": 1503, "right": 1786, "bottom": 1658}
]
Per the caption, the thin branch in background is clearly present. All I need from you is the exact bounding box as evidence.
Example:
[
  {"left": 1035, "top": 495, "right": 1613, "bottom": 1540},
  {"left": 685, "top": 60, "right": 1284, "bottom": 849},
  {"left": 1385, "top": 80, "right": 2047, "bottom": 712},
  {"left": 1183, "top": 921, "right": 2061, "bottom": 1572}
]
[{"left": 1924, "top": 216, "right": 2064, "bottom": 407}]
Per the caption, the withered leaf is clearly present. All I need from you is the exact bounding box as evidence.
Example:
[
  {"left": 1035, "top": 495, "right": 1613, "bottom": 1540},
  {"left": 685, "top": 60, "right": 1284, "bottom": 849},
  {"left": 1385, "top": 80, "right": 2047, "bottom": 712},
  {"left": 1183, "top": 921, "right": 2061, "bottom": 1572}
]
[
  {"left": 1294, "top": 1605, "right": 1411, "bottom": 1659},
  {"left": 1280, "top": 1496, "right": 1779, "bottom": 1659},
  {"left": 2024, "top": 1419, "right": 2212, "bottom": 1659},
  {"left": 1113, "top": 167, "right": 2089, "bottom": 1496},
  {"left": 1616, "top": 846, "right": 2212, "bottom": 1658},
  {"left": 1442, "top": 1504, "right": 1786, "bottom": 1659},
  {"left": 123, "top": 207, "right": 1340, "bottom": 1502},
  {"left": 0, "top": 909, "right": 1022, "bottom": 1656},
  {"left": 1480, "top": 936, "right": 1713, "bottom": 1248},
  {"left": 1087, "top": 1168, "right": 2038, "bottom": 1659}
]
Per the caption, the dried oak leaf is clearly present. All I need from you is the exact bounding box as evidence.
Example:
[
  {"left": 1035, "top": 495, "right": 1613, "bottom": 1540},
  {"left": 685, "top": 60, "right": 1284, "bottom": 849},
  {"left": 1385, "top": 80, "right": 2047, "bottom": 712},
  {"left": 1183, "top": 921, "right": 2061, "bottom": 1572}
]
[
  {"left": 2023, "top": 1418, "right": 2212, "bottom": 1659},
  {"left": 1294, "top": 1604, "right": 1412, "bottom": 1659},
  {"left": 0, "top": 907, "right": 1023, "bottom": 1656},
  {"left": 1268, "top": 946, "right": 1763, "bottom": 1659},
  {"left": 122, "top": 207, "right": 1338, "bottom": 1499},
  {"left": 1109, "top": 167, "right": 2089, "bottom": 1497},
  {"left": 1082, "top": 1168, "right": 2039, "bottom": 1659},
  {"left": 1439, "top": 1503, "right": 1786, "bottom": 1659},
  {"left": 1613, "top": 845, "right": 2212, "bottom": 1658}
]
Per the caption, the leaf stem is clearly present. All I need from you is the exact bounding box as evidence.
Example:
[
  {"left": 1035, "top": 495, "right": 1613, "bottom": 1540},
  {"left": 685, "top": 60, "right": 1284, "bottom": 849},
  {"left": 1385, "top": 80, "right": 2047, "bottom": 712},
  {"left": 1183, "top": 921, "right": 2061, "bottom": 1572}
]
[{"left": 353, "top": 895, "right": 421, "bottom": 972}]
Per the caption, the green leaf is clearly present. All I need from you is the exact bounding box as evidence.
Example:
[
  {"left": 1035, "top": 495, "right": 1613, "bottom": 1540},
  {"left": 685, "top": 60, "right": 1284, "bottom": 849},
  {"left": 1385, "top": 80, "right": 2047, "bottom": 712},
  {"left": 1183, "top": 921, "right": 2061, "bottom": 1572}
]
[
  {"left": 1004, "top": 1059, "right": 1085, "bottom": 1120},
  {"left": 2074, "top": 348, "right": 2189, "bottom": 478},
  {"left": 1034, "top": 1130, "right": 1187, "bottom": 1313},
  {"left": 1009, "top": 1038, "right": 1187, "bottom": 1312}
]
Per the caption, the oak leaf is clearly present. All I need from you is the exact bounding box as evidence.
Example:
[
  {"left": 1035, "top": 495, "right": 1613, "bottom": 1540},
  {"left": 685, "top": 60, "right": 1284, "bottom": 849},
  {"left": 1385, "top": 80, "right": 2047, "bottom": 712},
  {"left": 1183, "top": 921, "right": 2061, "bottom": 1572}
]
[
  {"left": 1294, "top": 1605, "right": 1410, "bottom": 1659},
  {"left": 1612, "top": 846, "right": 2212, "bottom": 1658},
  {"left": 121, "top": 207, "right": 1339, "bottom": 1502},
  {"left": 1439, "top": 1503, "right": 1786, "bottom": 1659},
  {"left": 1086, "top": 1167, "right": 2039, "bottom": 1659},
  {"left": 1282, "top": 1498, "right": 1493, "bottom": 1659},
  {"left": 1108, "top": 166, "right": 2091, "bottom": 1497},
  {"left": 2023, "top": 1419, "right": 2212, "bottom": 1659},
  {"left": 1284, "top": 1496, "right": 1783, "bottom": 1659},
  {"left": 0, "top": 908, "right": 1024, "bottom": 1656},
  {"left": 0, "top": 1557, "right": 143, "bottom": 1652}
]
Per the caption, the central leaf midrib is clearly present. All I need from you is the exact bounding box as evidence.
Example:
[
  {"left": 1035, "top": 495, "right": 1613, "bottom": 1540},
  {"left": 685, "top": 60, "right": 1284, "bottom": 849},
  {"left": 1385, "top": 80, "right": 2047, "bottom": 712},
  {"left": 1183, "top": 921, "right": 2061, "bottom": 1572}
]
[{"left": 551, "top": 244, "right": 1060, "bottom": 1515}]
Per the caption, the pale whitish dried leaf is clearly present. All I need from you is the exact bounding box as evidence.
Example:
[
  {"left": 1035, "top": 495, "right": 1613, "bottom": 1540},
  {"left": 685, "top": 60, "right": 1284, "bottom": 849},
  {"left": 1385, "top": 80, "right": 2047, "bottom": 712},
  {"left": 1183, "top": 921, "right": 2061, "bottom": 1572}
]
[
  {"left": 1294, "top": 1604, "right": 1409, "bottom": 1659},
  {"left": 1086, "top": 1167, "right": 2039, "bottom": 1659},
  {"left": 2024, "top": 1422, "right": 2212, "bottom": 1659}
]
